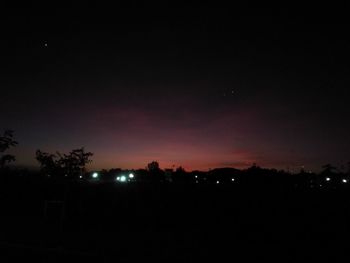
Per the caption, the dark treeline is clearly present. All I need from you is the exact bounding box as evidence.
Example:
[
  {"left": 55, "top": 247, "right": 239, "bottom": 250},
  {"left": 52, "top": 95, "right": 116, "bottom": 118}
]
[
  {"left": 1, "top": 130, "right": 350, "bottom": 261},
  {"left": 1, "top": 130, "right": 350, "bottom": 190}
]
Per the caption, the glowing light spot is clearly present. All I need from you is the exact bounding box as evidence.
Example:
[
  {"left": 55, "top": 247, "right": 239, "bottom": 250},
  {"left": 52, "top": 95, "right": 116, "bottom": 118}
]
[
  {"left": 79, "top": 175, "right": 82, "bottom": 179},
  {"left": 231, "top": 178, "right": 235, "bottom": 182},
  {"left": 120, "top": 175, "right": 127, "bottom": 182},
  {"left": 129, "top": 173, "right": 134, "bottom": 179},
  {"left": 92, "top": 172, "right": 98, "bottom": 178},
  {"left": 326, "top": 177, "right": 331, "bottom": 181},
  {"left": 216, "top": 180, "right": 220, "bottom": 184},
  {"left": 195, "top": 175, "right": 198, "bottom": 179},
  {"left": 343, "top": 179, "right": 348, "bottom": 183}
]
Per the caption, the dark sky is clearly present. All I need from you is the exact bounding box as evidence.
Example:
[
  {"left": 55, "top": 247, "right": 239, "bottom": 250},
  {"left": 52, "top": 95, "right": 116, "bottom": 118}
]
[{"left": 1, "top": 3, "right": 350, "bottom": 171}]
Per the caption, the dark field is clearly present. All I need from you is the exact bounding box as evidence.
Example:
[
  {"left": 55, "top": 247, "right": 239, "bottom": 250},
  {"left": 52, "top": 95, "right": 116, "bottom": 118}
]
[{"left": 1, "top": 177, "right": 349, "bottom": 262}]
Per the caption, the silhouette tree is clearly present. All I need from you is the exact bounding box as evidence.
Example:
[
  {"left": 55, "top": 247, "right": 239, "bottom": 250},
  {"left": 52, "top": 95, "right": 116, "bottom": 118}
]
[
  {"left": 176, "top": 166, "right": 186, "bottom": 174},
  {"left": 36, "top": 150, "right": 60, "bottom": 176},
  {"left": 36, "top": 147, "right": 93, "bottom": 178},
  {"left": 58, "top": 148, "right": 93, "bottom": 177},
  {"left": 147, "top": 161, "right": 164, "bottom": 182},
  {"left": 147, "top": 161, "right": 160, "bottom": 171},
  {"left": 0, "top": 130, "right": 18, "bottom": 169},
  {"left": 173, "top": 166, "right": 188, "bottom": 183}
]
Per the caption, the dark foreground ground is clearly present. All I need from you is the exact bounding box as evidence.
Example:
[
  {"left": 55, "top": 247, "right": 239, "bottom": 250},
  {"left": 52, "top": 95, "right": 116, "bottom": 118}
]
[{"left": 1, "top": 177, "right": 350, "bottom": 262}]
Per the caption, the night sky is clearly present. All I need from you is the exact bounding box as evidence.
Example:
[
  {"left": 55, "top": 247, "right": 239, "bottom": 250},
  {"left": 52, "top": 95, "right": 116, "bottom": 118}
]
[{"left": 1, "top": 4, "right": 350, "bottom": 172}]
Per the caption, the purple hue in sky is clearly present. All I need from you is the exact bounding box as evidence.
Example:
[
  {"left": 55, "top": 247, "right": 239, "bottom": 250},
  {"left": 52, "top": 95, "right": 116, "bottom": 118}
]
[{"left": 2, "top": 4, "right": 350, "bottom": 172}]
